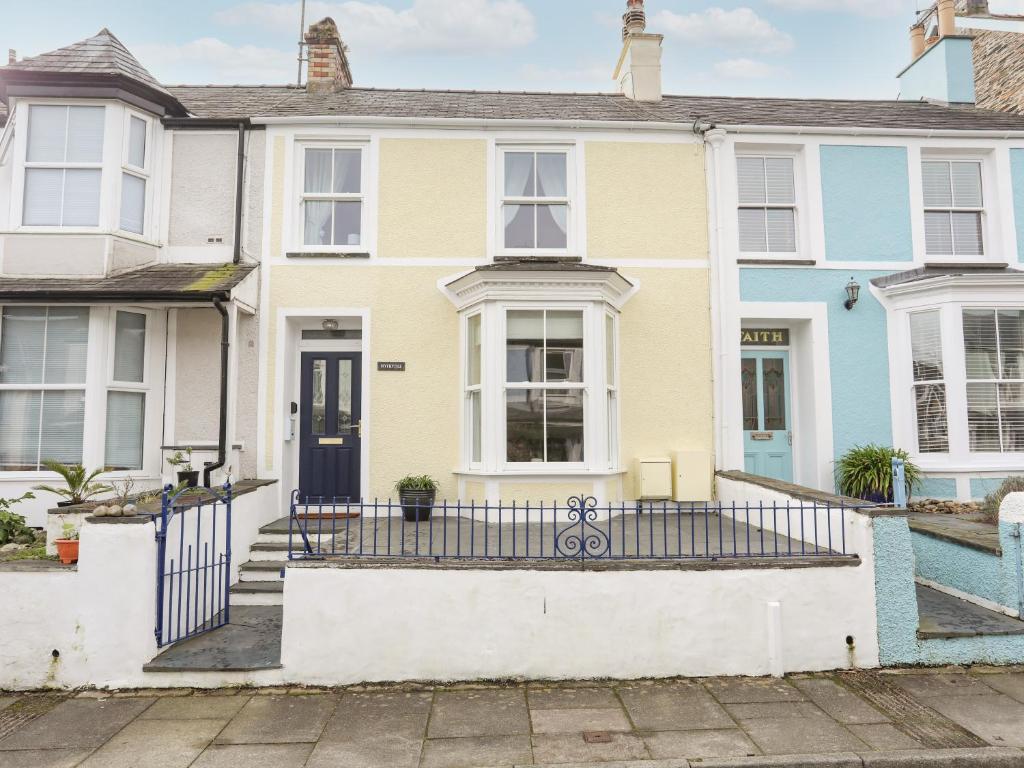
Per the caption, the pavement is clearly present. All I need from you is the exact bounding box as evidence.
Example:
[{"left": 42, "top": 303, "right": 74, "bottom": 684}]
[{"left": 3, "top": 668, "right": 1024, "bottom": 767}]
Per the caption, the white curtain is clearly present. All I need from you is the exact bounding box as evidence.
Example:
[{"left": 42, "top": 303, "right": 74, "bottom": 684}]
[
  {"left": 304, "top": 148, "right": 332, "bottom": 194},
  {"left": 504, "top": 152, "right": 534, "bottom": 197},
  {"left": 536, "top": 153, "right": 566, "bottom": 197}
]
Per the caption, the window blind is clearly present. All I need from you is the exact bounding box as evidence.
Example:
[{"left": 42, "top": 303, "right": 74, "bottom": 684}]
[
  {"left": 119, "top": 173, "right": 146, "bottom": 234},
  {"left": 737, "top": 156, "right": 796, "bottom": 253},
  {"left": 112, "top": 311, "right": 146, "bottom": 383},
  {"left": 105, "top": 391, "right": 144, "bottom": 470},
  {"left": 923, "top": 160, "right": 984, "bottom": 256},
  {"left": 127, "top": 116, "right": 146, "bottom": 168}
]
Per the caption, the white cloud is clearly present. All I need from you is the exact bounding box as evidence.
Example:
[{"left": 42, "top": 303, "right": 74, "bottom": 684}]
[
  {"left": 653, "top": 7, "right": 794, "bottom": 54},
  {"left": 135, "top": 38, "right": 295, "bottom": 84},
  {"left": 713, "top": 58, "right": 785, "bottom": 79},
  {"left": 215, "top": 0, "right": 536, "bottom": 54},
  {"left": 766, "top": 0, "right": 903, "bottom": 17}
]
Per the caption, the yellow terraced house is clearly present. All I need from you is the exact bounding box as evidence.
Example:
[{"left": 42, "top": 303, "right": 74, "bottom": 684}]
[{"left": 219, "top": 11, "right": 714, "bottom": 509}]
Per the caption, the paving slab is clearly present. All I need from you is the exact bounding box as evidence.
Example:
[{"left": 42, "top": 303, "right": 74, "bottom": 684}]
[
  {"left": 320, "top": 708, "right": 427, "bottom": 741},
  {"left": 530, "top": 707, "right": 632, "bottom": 734},
  {"left": 924, "top": 693, "right": 1024, "bottom": 747},
  {"left": 792, "top": 678, "right": 891, "bottom": 724},
  {"left": 889, "top": 672, "right": 995, "bottom": 699},
  {"left": 420, "top": 735, "right": 533, "bottom": 768},
  {"left": 214, "top": 695, "right": 335, "bottom": 744},
  {"left": 617, "top": 681, "right": 734, "bottom": 731},
  {"left": 0, "top": 698, "right": 153, "bottom": 750},
  {"left": 859, "top": 746, "right": 1024, "bottom": 767},
  {"left": 528, "top": 687, "right": 621, "bottom": 710},
  {"left": 531, "top": 731, "right": 649, "bottom": 763},
  {"left": 78, "top": 717, "right": 224, "bottom": 768},
  {"left": 739, "top": 714, "right": 869, "bottom": 755},
  {"left": 643, "top": 728, "right": 761, "bottom": 760},
  {"left": 971, "top": 672, "right": 1024, "bottom": 703},
  {"left": 847, "top": 723, "right": 922, "bottom": 751},
  {"left": 703, "top": 677, "right": 806, "bottom": 704},
  {"left": 138, "top": 695, "right": 249, "bottom": 720},
  {"left": 144, "top": 606, "right": 282, "bottom": 672},
  {"left": 428, "top": 689, "right": 530, "bottom": 738},
  {"left": 697, "top": 754, "right": 862, "bottom": 768},
  {"left": 522, "top": 761, "right": 688, "bottom": 768},
  {"left": 189, "top": 743, "right": 314, "bottom": 768},
  {"left": 725, "top": 701, "right": 830, "bottom": 721},
  {"left": 304, "top": 734, "right": 422, "bottom": 768}
]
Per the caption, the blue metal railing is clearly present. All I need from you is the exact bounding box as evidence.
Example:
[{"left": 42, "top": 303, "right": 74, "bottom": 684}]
[
  {"left": 288, "top": 491, "right": 866, "bottom": 562},
  {"left": 155, "top": 483, "right": 232, "bottom": 648}
]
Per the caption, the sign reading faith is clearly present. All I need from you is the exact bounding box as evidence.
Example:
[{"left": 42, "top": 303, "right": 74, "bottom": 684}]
[
  {"left": 378, "top": 361, "right": 406, "bottom": 371},
  {"left": 741, "top": 329, "right": 790, "bottom": 347}
]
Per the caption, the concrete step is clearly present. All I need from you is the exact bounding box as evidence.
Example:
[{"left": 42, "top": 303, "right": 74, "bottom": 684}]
[
  {"left": 239, "top": 561, "right": 285, "bottom": 582},
  {"left": 230, "top": 580, "right": 283, "bottom": 606},
  {"left": 249, "top": 541, "right": 295, "bottom": 562}
]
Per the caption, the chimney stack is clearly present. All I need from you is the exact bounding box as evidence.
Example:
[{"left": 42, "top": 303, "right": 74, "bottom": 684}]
[
  {"left": 613, "top": 0, "right": 663, "bottom": 102},
  {"left": 304, "top": 17, "right": 352, "bottom": 93},
  {"left": 7, "top": 49, "right": 14, "bottom": 65}
]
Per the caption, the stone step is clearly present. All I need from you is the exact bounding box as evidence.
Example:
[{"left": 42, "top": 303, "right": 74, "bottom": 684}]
[
  {"left": 259, "top": 514, "right": 360, "bottom": 536},
  {"left": 239, "top": 561, "right": 285, "bottom": 582},
  {"left": 230, "top": 580, "right": 283, "bottom": 606}
]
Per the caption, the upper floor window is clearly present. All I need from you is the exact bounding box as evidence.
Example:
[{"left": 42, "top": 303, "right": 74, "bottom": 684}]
[
  {"left": 23, "top": 105, "right": 104, "bottom": 227},
  {"left": 119, "top": 114, "right": 149, "bottom": 235},
  {"left": 302, "top": 146, "right": 363, "bottom": 249},
  {"left": 922, "top": 160, "right": 984, "bottom": 257},
  {"left": 500, "top": 149, "right": 570, "bottom": 253},
  {"left": 737, "top": 155, "right": 796, "bottom": 254},
  {"left": 964, "top": 308, "right": 1024, "bottom": 452},
  {"left": 909, "top": 310, "right": 949, "bottom": 453}
]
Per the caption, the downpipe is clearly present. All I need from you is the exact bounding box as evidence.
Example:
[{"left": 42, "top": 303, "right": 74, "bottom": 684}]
[{"left": 203, "top": 297, "right": 230, "bottom": 487}]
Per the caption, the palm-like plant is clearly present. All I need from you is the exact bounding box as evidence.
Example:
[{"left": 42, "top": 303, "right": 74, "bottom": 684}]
[
  {"left": 835, "top": 445, "right": 920, "bottom": 503},
  {"left": 33, "top": 461, "right": 112, "bottom": 505}
]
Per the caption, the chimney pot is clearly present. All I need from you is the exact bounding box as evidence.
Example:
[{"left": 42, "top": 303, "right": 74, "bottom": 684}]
[
  {"left": 7, "top": 49, "right": 14, "bottom": 65},
  {"left": 937, "top": 0, "right": 956, "bottom": 37},
  {"left": 622, "top": 0, "right": 646, "bottom": 40},
  {"left": 910, "top": 25, "right": 926, "bottom": 59},
  {"left": 304, "top": 16, "right": 353, "bottom": 93}
]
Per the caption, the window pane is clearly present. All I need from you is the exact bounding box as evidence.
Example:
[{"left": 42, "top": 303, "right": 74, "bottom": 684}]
[
  {"left": 304, "top": 148, "right": 332, "bottom": 193},
  {"left": 536, "top": 204, "right": 567, "bottom": 249},
  {"left": 963, "top": 309, "right": 998, "bottom": 380},
  {"left": 503, "top": 203, "right": 535, "bottom": 249},
  {"left": 0, "top": 391, "right": 41, "bottom": 470},
  {"left": 951, "top": 212, "right": 983, "bottom": 256},
  {"left": 741, "top": 358, "right": 758, "bottom": 431},
  {"left": 333, "top": 149, "right": 361, "bottom": 194},
  {"left": 104, "top": 391, "right": 144, "bottom": 470},
  {"left": 764, "top": 157, "right": 795, "bottom": 205},
  {"left": 738, "top": 208, "right": 768, "bottom": 252},
  {"left": 0, "top": 307, "right": 46, "bottom": 384},
  {"left": 23, "top": 168, "right": 63, "bottom": 226},
  {"left": 506, "top": 310, "right": 543, "bottom": 383},
  {"left": 66, "top": 106, "right": 105, "bottom": 163},
  {"left": 922, "top": 161, "right": 952, "bottom": 208},
  {"left": 62, "top": 169, "right": 101, "bottom": 226},
  {"left": 998, "top": 310, "right": 1024, "bottom": 379},
  {"left": 27, "top": 105, "right": 68, "bottom": 162},
  {"left": 333, "top": 201, "right": 361, "bottom": 246},
  {"left": 766, "top": 208, "right": 796, "bottom": 252},
  {"left": 999, "top": 383, "right": 1024, "bottom": 452},
  {"left": 951, "top": 161, "right": 983, "bottom": 208},
  {"left": 41, "top": 390, "right": 85, "bottom": 465},
  {"left": 44, "top": 307, "right": 89, "bottom": 384},
  {"left": 303, "top": 201, "right": 332, "bottom": 246},
  {"left": 467, "top": 314, "right": 481, "bottom": 387},
  {"left": 910, "top": 310, "right": 943, "bottom": 382},
  {"left": 311, "top": 359, "right": 326, "bottom": 435},
  {"left": 606, "top": 391, "right": 617, "bottom": 466},
  {"left": 337, "top": 359, "right": 353, "bottom": 434},
  {"left": 113, "top": 311, "right": 146, "bottom": 383},
  {"left": 737, "top": 157, "right": 767, "bottom": 205},
  {"left": 605, "top": 314, "right": 615, "bottom": 384},
  {"left": 120, "top": 173, "right": 146, "bottom": 234},
  {"left": 536, "top": 152, "right": 567, "bottom": 197},
  {"left": 924, "top": 211, "right": 953, "bottom": 255},
  {"left": 967, "top": 382, "right": 1001, "bottom": 451},
  {"left": 914, "top": 383, "right": 949, "bottom": 453},
  {"left": 504, "top": 152, "right": 535, "bottom": 197},
  {"left": 506, "top": 388, "right": 544, "bottom": 462},
  {"left": 546, "top": 310, "right": 583, "bottom": 383},
  {"left": 762, "top": 357, "right": 787, "bottom": 430},
  {"left": 470, "top": 390, "right": 482, "bottom": 464},
  {"left": 127, "top": 116, "right": 146, "bottom": 168},
  {"left": 546, "top": 389, "right": 584, "bottom": 462}
]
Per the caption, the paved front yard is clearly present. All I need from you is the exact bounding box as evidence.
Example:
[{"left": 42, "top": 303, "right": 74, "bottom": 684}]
[{"left": 2, "top": 668, "right": 1024, "bottom": 767}]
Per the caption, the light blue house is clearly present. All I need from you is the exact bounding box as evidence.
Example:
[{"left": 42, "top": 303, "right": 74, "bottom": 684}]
[{"left": 703, "top": 4, "right": 1024, "bottom": 501}]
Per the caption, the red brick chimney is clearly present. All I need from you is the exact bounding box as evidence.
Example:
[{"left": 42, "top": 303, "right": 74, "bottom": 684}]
[{"left": 304, "top": 17, "right": 352, "bottom": 93}]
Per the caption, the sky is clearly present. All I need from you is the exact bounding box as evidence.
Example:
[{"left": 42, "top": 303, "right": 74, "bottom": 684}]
[{"left": 3, "top": 0, "right": 1024, "bottom": 100}]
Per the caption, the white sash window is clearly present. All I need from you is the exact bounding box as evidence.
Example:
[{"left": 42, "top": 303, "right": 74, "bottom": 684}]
[
  {"left": 737, "top": 155, "right": 797, "bottom": 254},
  {"left": 922, "top": 160, "right": 985, "bottom": 257}
]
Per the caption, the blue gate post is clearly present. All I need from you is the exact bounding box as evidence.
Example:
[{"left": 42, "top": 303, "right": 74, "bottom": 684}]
[
  {"left": 223, "top": 482, "right": 233, "bottom": 626},
  {"left": 892, "top": 458, "right": 907, "bottom": 508},
  {"left": 154, "top": 484, "right": 172, "bottom": 646}
]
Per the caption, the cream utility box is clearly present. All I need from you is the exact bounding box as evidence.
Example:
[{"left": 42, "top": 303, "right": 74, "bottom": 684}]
[
  {"left": 634, "top": 457, "right": 673, "bottom": 500},
  {"left": 673, "top": 450, "right": 713, "bottom": 502}
]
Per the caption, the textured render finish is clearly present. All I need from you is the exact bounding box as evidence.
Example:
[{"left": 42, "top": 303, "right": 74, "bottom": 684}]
[
  {"left": 169, "top": 132, "right": 238, "bottom": 247},
  {"left": 820, "top": 146, "right": 913, "bottom": 262},
  {"left": 175, "top": 308, "right": 223, "bottom": 444},
  {"left": 2, "top": 236, "right": 106, "bottom": 275},
  {"left": 899, "top": 37, "right": 976, "bottom": 104},
  {"left": 739, "top": 268, "right": 892, "bottom": 464},
  {"left": 235, "top": 313, "right": 259, "bottom": 478},
  {"left": 378, "top": 139, "right": 486, "bottom": 258},
  {"left": 269, "top": 136, "right": 286, "bottom": 257},
  {"left": 244, "top": 130, "right": 266, "bottom": 261},
  {"left": 917, "top": 477, "right": 959, "bottom": 500},
  {"left": 971, "top": 477, "right": 1007, "bottom": 500},
  {"left": 110, "top": 237, "right": 157, "bottom": 273},
  {"left": 911, "top": 531, "right": 1008, "bottom": 609},
  {"left": 585, "top": 142, "right": 707, "bottom": 260}
]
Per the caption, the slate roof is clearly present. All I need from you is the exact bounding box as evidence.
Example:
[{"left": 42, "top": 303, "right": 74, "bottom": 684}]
[
  {"left": 163, "top": 84, "right": 1024, "bottom": 132},
  {"left": 871, "top": 264, "right": 1024, "bottom": 288},
  {"left": 0, "top": 263, "right": 257, "bottom": 301}
]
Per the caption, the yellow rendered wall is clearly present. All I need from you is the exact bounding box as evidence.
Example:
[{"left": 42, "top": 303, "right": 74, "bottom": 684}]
[
  {"left": 585, "top": 141, "right": 707, "bottom": 261},
  {"left": 377, "top": 139, "right": 487, "bottom": 258}
]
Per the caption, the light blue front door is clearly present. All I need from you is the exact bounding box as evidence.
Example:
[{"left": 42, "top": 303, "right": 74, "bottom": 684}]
[{"left": 742, "top": 351, "right": 794, "bottom": 483}]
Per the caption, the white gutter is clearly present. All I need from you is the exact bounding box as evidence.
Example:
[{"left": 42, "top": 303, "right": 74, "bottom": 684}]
[{"left": 711, "top": 123, "right": 1024, "bottom": 140}]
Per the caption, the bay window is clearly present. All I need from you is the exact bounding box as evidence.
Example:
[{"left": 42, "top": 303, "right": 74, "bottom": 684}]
[
  {"left": 119, "top": 114, "right": 149, "bottom": 235},
  {"left": 301, "top": 146, "right": 363, "bottom": 249},
  {"left": 499, "top": 147, "right": 571, "bottom": 253},
  {"left": 909, "top": 310, "right": 949, "bottom": 453},
  {"left": 963, "top": 309, "right": 1024, "bottom": 452}
]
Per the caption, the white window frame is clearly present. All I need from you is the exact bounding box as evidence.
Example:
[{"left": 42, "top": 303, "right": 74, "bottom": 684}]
[
  {"left": 293, "top": 140, "right": 369, "bottom": 254},
  {"left": 918, "top": 151, "right": 995, "bottom": 263},
  {"left": 735, "top": 149, "right": 802, "bottom": 259},
  {"left": 464, "top": 309, "right": 484, "bottom": 471},
  {"left": 116, "top": 110, "right": 152, "bottom": 238},
  {"left": 103, "top": 308, "right": 153, "bottom": 473},
  {"left": 496, "top": 144, "right": 575, "bottom": 258}
]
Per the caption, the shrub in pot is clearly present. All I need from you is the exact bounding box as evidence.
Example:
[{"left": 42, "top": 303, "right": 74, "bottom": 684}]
[
  {"left": 836, "top": 444, "right": 920, "bottom": 504},
  {"left": 396, "top": 475, "right": 439, "bottom": 522},
  {"left": 167, "top": 448, "right": 199, "bottom": 488},
  {"left": 54, "top": 522, "right": 79, "bottom": 565},
  {"left": 33, "top": 461, "right": 112, "bottom": 507}
]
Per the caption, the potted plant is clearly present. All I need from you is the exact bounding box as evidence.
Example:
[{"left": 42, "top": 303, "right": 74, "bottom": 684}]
[
  {"left": 54, "top": 522, "right": 79, "bottom": 565},
  {"left": 33, "top": 461, "right": 112, "bottom": 507},
  {"left": 395, "top": 475, "right": 439, "bottom": 522},
  {"left": 167, "top": 448, "right": 198, "bottom": 488},
  {"left": 836, "top": 445, "right": 920, "bottom": 504}
]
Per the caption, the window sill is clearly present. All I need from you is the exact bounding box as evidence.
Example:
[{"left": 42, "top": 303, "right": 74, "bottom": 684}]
[
  {"left": 455, "top": 468, "right": 626, "bottom": 478},
  {"left": 913, "top": 456, "right": 1024, "bottom": 473},
  {"left": 285, "top": 251, "right": 371, "bottom": 259},
  {"left": 921, "top": 260, "right": 1008, "bottom": 269},
  {"left": 737, "top": 258, "right": 816, "bottom": 267}
]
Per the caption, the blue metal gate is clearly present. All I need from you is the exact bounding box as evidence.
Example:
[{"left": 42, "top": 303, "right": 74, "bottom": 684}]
[{"left": 155, "top": 483, "right": 232, "bottom": 647}]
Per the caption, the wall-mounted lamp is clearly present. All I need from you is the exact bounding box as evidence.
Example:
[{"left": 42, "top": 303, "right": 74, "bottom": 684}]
[
  {"left": 321, "top": 318, "right": 340, "bottom": 331},
  {"left": 843, "top": 278, "right": 861, "bottom": 311}
]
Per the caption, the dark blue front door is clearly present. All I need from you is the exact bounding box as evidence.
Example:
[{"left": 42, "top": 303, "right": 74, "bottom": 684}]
[{"left": 299, "top": 352, "right": 362, "bottom": 501}]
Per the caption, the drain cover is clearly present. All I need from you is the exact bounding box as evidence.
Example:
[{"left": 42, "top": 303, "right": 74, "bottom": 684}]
[{"left": 583, "top": 731, "right": 612, "bottom": 744}]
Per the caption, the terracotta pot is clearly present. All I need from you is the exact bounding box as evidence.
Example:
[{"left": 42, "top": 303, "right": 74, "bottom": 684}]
[{"left": 54, "top": 538, "right": 79, "bottom": 565}]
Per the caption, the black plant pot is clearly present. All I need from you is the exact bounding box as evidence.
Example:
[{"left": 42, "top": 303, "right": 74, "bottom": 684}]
[
  {"left": 56, "top": 500, "right": 77, "bottom": 508},
  {"left": 177, "top": 470, "right": 200, "bottom": 488},
  {"left": 400, "top": 490, "right": 435, "bottom": 522}
]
